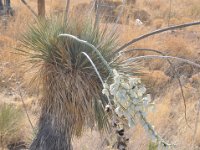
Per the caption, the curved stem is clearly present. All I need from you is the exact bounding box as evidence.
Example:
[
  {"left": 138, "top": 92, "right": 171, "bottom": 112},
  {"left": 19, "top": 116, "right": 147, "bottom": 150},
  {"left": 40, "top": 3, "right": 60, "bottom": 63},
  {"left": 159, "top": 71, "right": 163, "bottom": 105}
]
[
  {"left": 112, "top": 48, "right": 166, "bottom": 63},
  {"left": 114, "top": 21, "right": 200, "bottom": 54},
  {"left": 21, "top": 0, "right": 37, "bottom": 17},
  {"left": 123, "top": 55, "right": 200, "bottom": 69},
  {"left": 58, "top": 34, "right": 112, "bottom": 74},
  {"left": 138, "top": 111, "right": 174, "bottom": 147},
  {"left": 81, "top": 52, "right": 104, "bottom": 85},
  {"left": 82, "top": 52, "right": 115, "bottom": 118}
]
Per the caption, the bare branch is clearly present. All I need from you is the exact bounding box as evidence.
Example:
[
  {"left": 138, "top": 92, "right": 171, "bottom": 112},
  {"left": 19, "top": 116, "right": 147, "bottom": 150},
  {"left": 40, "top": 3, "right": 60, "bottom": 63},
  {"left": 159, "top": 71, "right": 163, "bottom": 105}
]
[
  {"left": 16, "top": 82, "right": 36, "bottom": 134},
  {"left": 94, "top": 0, "right": 100, "bottom": 29},
  {"left": 167, "top": 0, "right": 172, "bottom": 26},
  {"left": 123, "top": 55, "right": 200, "bottom": 69},
  {"left": 113, "top": 0, "right": 126, "bottom": 26},
  {"left": 192, "top": 100, "right": 200, "bottom": 149},
  {"left": 64, "top": 0, "right": 70, "bottom": 22},
  {"left": 111, "top": 48, "right": 165, "bottom": 64},
  {"left": 21, "top": 0, "right": 37, "bottom": 17},
  {"left": 115, "top": 21, "right": 200, "bottom": 54}
]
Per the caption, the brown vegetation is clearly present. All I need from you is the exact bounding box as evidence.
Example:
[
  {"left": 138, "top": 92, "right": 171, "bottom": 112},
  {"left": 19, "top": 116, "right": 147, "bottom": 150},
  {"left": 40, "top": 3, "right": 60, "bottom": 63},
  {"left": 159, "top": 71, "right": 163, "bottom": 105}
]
[{"left": 1, "top": 0, "right": 200, "bottom": 149}]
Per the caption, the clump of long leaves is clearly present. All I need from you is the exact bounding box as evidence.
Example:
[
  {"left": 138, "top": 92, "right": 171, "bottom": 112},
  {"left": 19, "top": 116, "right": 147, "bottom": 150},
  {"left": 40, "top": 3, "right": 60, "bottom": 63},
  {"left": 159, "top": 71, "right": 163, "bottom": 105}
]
[{"left": 19, "top": 15, "right": 135, "bottom": 138}]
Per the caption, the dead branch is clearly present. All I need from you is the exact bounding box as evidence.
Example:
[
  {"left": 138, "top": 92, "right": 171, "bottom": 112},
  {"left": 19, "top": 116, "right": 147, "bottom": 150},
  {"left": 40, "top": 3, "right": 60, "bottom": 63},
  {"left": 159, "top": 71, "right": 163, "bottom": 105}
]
[
  {"left": 115, "top": 21, "right": 200, "bottom": 54},
  {"left": 123, "top": 55, "right": 200, "bottom": 68},
  {"left": 21, "top": 0, "right": 37, "bottom": 17},
  {"left": 64, "top": 0, "right": 70, "bottom": 22}
]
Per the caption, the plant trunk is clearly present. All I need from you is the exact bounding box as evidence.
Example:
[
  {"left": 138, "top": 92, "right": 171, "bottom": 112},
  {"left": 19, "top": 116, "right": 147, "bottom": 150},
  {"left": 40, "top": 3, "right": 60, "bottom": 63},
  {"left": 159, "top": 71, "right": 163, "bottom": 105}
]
[
  {"left": 30, "top": 108, "right": 73, "bottom": 150},
  {"left": 30, "top": 68, "right": 75, "bottom": 150},
  {"left": 38, "top": 0, "right": 45, "bottom": 17},
  {"left": 30, "top": 64, "right": 96, "bottom": 150}
]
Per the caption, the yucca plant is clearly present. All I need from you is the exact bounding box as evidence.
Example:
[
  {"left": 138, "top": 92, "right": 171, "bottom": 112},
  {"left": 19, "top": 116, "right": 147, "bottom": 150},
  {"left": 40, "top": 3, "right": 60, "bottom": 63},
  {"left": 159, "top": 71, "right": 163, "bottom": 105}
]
[
  {"left": 19, "top": 12, "right": 200, "bottom": 150},
  {"left": 19, "top": 15, "right": 134, "bottom": 150}
]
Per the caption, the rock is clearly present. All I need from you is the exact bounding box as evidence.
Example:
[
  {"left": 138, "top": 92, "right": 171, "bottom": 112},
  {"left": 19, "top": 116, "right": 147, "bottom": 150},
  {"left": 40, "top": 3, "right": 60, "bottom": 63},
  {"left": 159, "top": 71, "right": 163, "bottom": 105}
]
[
  {"left": 135, "top": 18, "right": 143, "bottom": 26},
  {"left": 133, "top": 10, "right": 151, "bottom": 24},
  {"left": 126, "top": 9, "right": 151, "bottom": 25}
]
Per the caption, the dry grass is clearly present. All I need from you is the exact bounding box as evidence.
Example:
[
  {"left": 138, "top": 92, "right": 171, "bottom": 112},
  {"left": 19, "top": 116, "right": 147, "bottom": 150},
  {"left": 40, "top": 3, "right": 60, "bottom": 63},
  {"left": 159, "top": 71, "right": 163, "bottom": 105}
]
[
  {"left": 0, "top": 0, "right": 200, "bottom": 149},
  {"left": 162, "top": 36, "right": 195, "bottom": 58},
  {"left": 0, "top": 104, "right": 24, "bottom": 148}
]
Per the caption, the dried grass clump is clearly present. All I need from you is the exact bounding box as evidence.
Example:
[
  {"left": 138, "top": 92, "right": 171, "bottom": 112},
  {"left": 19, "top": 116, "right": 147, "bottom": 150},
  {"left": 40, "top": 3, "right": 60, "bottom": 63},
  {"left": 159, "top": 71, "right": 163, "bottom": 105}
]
[
  {"left": 0, "top": 104, "right": 24, "bottom": 148},
  {"left": 189, "top": 4, "right": 200, "bottom": 19},
  {"left": 163, "top": 36, "right": 195, "bottom": 58}
]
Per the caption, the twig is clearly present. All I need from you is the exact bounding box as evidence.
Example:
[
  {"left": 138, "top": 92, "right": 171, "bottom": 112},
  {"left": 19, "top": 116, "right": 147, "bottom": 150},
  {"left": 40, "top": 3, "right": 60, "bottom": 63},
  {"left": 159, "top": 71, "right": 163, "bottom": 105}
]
[
  {"left": 87, "top": 0, "right": 96, "bottom": 16},
  {"left": 114, "top": 21, "right": 200, "bottom": 54},
  {"left": 123, "top": 55, "right": 200, "bottom": 69},
  {"left": 192, "top": 100, "right": 200, "bottom": 149},
  {"left": 94, "top": 0, "right": 100, "bottom": 29},
  {"left": 11, "top": 62, "right": 36, "bottom": 134},
  {"left": 121, "top": 48, "right": 165, "bottom": 55},
  {"left": 21, "top": 0, "right": 37, "bottom": 17},
  {"left": 177, "top": 77, "right": 191, "bottom": 128},
  {"left": 167, "top": 0, "right": 172, "bottom": 26},
  {"left": 138, "top": 111, "right": 174, "bottom": 147},
  {"left": 64, "top": 0, "right": 70, "bottom": 22},
  {"left": 16, "top": 82, "right": 36, "bottom": 135},
  {"left": 113, "top": 0, "right": 126, "bottom": 25}
]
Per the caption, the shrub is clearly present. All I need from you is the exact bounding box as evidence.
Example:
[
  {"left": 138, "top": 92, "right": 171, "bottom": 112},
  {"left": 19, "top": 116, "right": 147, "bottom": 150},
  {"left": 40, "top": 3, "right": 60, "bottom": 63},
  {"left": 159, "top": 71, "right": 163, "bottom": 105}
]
[
  {"left": 148, "top": 141, "right": 158, "bottom": 150},
  {"left": 19, "top": 15, "right": 132, "bottom": 150},
  {"left": 0, "top": 104, "right": 24, "bottom": 148}
]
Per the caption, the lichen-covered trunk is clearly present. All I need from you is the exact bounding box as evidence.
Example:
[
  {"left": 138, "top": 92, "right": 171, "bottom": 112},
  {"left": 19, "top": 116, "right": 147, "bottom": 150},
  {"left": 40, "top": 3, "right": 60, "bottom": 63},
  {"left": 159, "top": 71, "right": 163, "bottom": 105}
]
[{"left": 30, "top": 108, "right": 73, "bottom": 150}]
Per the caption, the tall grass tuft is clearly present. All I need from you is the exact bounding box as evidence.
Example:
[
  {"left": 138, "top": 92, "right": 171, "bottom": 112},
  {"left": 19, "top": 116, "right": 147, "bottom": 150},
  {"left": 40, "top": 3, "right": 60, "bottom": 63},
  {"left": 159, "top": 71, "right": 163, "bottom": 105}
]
[
  {"left": 19, "top": 15, "right": 135, "bottom": 150},
  {"left": 148, "top": 141, "right": 158, "bottom": 150},
  {"left": 0, "top": 104, "right": 24, "bottom": 148}
]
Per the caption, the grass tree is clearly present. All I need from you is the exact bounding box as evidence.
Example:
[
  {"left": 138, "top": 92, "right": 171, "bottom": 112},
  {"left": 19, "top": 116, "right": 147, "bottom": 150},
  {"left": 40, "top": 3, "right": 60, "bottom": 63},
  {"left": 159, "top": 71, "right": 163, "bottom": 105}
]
[{"left": 20, "top": 15, "right": 132, "bottom": 150}]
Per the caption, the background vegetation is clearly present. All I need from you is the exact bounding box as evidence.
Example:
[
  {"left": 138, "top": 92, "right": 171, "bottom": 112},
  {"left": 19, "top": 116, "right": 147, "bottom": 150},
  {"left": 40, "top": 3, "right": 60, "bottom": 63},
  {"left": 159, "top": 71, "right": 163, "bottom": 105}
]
[{"left": 0, "top": 0, "right": 200, "bottom": 149}]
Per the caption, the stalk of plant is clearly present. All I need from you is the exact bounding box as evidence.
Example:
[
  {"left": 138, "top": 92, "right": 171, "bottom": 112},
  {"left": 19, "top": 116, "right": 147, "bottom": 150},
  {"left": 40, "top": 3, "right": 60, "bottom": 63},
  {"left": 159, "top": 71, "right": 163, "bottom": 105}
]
[{"left": 19, "top": 16, "right": 134, "bottom": 150}]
